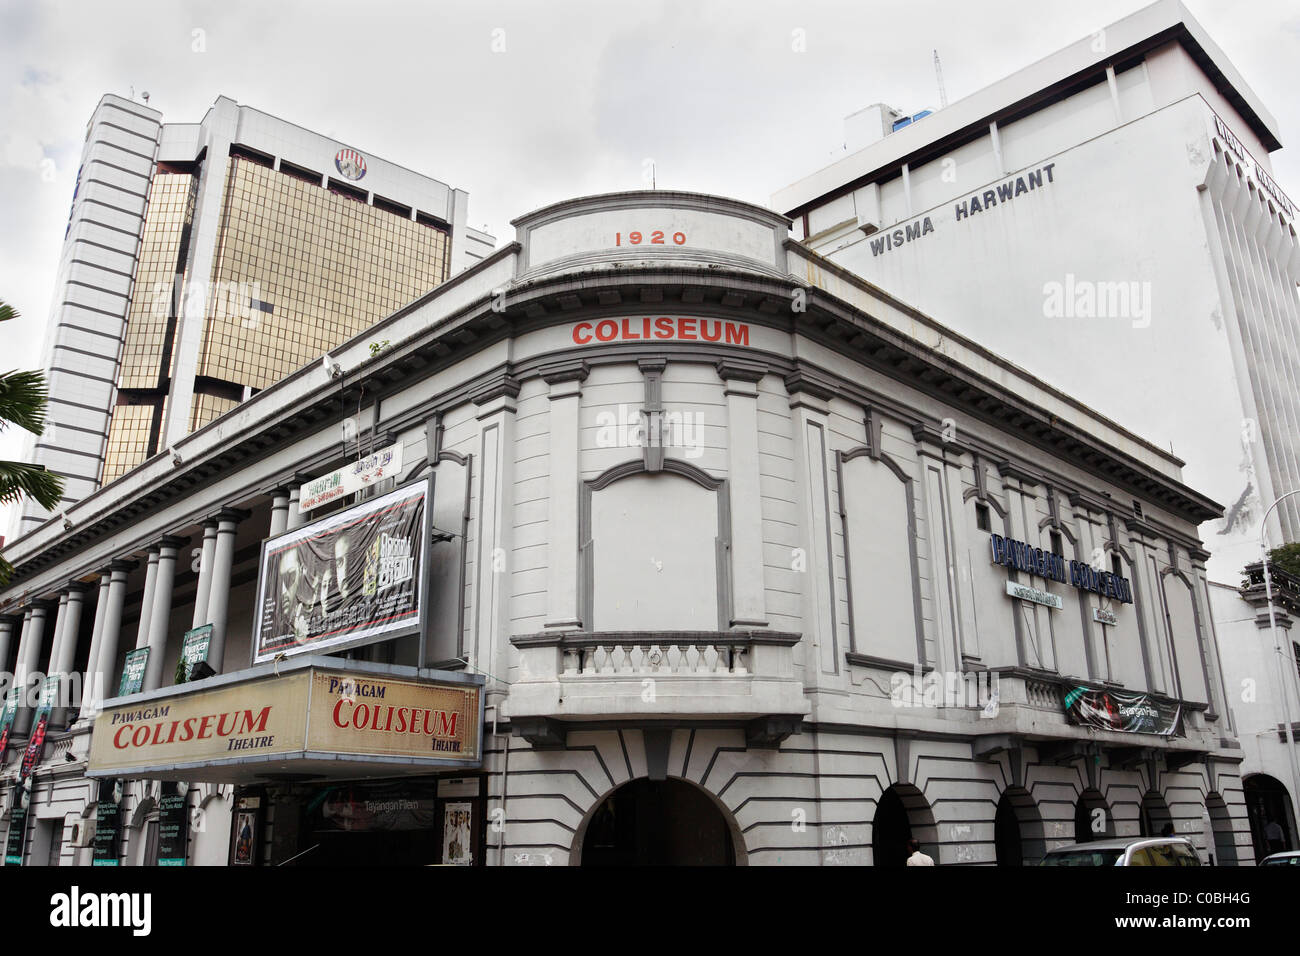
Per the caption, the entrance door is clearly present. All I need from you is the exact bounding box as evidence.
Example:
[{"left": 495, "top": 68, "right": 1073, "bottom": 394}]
[
  {"left": 995, "top": 794, "right": 1022, "bottom": 866},
  {"left": 872, "top": 788, "right": 912, "bottom": 867},
  {"left": 581, "top": 779, "right": 735, "bottom": 866}
]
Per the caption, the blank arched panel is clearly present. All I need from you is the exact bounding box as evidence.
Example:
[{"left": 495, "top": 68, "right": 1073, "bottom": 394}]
[
  {"left": 590, "top": 473, "right": 720, "bottom": 631},
  {"left": 840, "top": 453, "right": 922, "bottom": 667}
]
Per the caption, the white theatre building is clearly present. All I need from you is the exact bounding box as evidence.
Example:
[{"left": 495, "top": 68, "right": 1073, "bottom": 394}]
[{"left": 0, "top": 191, "right": 1252, "bottom": 866}]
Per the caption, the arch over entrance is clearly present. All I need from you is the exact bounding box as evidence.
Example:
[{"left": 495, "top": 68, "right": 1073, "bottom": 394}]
[
  {"left": 575, "top": 777, "right": 742, "bottom": 866},
  {"left": 995, "top": 787, "right": 1047, "bottom": 866},
  {"left": 1139, "top": 791, "right": 1173, "bottom": 838},
  {"left": 872, "top": 784, "right": 938, "bottom": 866},
  {"left": 1205, "top": 793, "right": 1239, "bottom": 866},
  {"left": 1073, "top": 789, "right": 1115, "bottom": 843},
  {"left": 1243, "top": 773, "right": 1296, "bottom": 861}
]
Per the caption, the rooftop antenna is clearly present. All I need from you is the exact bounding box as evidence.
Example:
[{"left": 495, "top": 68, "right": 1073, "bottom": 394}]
[{"left": 933, "top": 49, "right": 949, "bottom": 109}]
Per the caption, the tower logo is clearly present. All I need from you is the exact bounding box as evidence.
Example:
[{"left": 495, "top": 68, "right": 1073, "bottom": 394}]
[{"left": 334, "top": 148, "right": 367, "bottom": 181}]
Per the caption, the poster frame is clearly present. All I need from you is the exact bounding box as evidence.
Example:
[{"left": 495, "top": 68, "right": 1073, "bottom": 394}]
[{"left": 249, "top": 474, "right": 434, "bottom": 666}]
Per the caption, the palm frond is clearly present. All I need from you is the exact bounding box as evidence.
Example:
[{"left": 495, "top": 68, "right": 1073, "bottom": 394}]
[
  {"left": 0, "top": 555, "right": 12, "bottom": 589},
  {"left": 0, "top": 370, "right": 50, "bottom": 435},
  {"left": 0, "top": 301, "right": 17, "bottom": 324},
  {"left": 0, "top": 460, "right": 64, "bottom": 510}
]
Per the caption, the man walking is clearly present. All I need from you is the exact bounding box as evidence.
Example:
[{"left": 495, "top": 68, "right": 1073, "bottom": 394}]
[{"left": 906, "top": 838, "right": 935, "bottom": 866}]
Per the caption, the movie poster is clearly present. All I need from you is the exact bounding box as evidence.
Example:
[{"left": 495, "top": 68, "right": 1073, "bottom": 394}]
[
  {"left": 442, "top": 802, "right": 473, "bottom": 865},
  {"left": 253, "top": 481, "right": 428, "bottom": 663},
  {"left": 20, "top": 676, "right": 60, "bottom": 780},
  {"left": 232, "top": 810, "right": 257, "bottom": 866},
  {"left": 1063, "top": 685, "right": 1182, "bottom": 736}
]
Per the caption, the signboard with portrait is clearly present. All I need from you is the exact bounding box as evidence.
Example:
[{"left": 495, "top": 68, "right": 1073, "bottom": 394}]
[
  {"left": 441, "top": 802, "right": 474, "bottom": 865},
  {"left": 20, "top": 675, "right": 60, "bottom": 779},
  {"left": 232, "top": 804, "right": 259, "bottom": 866},
  {"left": 1063, "top": 684, "right": 1182, "bottom": 736},
  {"left": 252, "top": 479, "right": 431, "bottom": 664}
]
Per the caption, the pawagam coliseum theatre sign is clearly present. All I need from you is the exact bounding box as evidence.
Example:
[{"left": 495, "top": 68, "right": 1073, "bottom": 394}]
[{"left": 88, "top": 666, "right": 482, "bottom": 778}]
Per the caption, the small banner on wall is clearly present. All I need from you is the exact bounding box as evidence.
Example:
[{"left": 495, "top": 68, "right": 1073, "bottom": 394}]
[
  {"left": 1063, "top": 685, "right": 1182, "bottom": 736},
  {"left": 175, "top": 625, "right": 213, "bottom": 684},
  {"left": 157, "top": 781, "right": 189, "bottom": 866},
  {"left": 4, "top": 783, "right": 29, "bottom": 865},
  {"left": 20, "top": 676, "right": 60, "bottom": 779},
  {"left": 0, "top": 689, "right": 19, "bottom": 757},
  {"left": 92, "top": 779, "right": 123, "bottom": 866},
  {"left": 119, "top": 647, "right": 149, "bottom": 696}
]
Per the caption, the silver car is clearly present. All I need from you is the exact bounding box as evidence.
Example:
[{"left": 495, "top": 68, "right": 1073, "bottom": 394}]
[
  {"left": 1259, "top": 850, "right": 1300, "bottom": 866},
  {"left": 1039, "top": 837, "right": 1202, "bottom": 866}
]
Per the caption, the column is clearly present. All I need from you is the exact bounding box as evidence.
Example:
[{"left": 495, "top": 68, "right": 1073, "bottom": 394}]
[
  {"left": 541, "top": 361, "right": 587, "bottom": 629},
  {"left": 83, "top": 561, "right": 134, "bottom": 710},
  {"left": 46, "top": 592, "right": 69, "bottom": 688},
  {"left": 205, "top": 509, "right": 249, "bottom": 673},
  {"left": 469, "top": 373, "right": 518, "bottom": 701},
  {"left": 78, "top": 570, "right": 111, "bottom": 716},
  {"left": 269, "top": 488, "right": 291, "bottom": 537},
  {"left": 142, "top": 536, "right": 186, "bottom": 692},
  {"left": 286, "top": 488, "right": 305, "bottom": 531},
  {"left": 50, "top": 584, "right": 88, "bottom": 727},
  {"left": 718, "top": 360, "right": 768, "bottom": 627},
  {"left": 13, "top": 602, "right": 51, "bottom": 735},
  {"left": 134, "top": 548, "right": 160, "bottom": 651},
  {"left": 191, "top": 521, "right": 219, "bottom": 629},
  {"left": 0, "top": 617, "right": 16, "bottom": 680}
]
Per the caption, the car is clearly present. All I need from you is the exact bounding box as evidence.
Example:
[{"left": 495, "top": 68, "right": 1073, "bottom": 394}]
[
  {"left": 1259, "top": 850, "right": 1300, "bottom": 866},
  {"left": 1039, "top": 837, "right": 1203, "bottom": 866}
]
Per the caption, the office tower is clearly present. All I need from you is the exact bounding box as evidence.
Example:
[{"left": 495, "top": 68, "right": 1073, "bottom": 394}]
[
  {"left": 774, "top": 0, "right": 1298, "bottom": 581},
  {"left": 21, "top": 94, "right": 493, "bottom": 535}
]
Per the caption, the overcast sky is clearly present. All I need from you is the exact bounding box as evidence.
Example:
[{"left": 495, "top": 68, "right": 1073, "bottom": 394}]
[{"left": 1, "top": 0, "right": 1297, "bottom": 491}]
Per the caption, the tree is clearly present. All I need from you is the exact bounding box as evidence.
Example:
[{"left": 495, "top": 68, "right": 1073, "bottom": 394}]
[
  {"left": 1268, "top": 542, "right": 1300, "bottom": 580},
  {"left": 0, "top": 300, "right": 64, "bottom": 584}
]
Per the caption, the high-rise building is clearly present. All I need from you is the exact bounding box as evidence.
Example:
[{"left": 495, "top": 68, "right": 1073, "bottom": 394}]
[
  {"left": 773, "top": 0, "right": 1298, "bottom": 584},
  {"left": 21, "top": 94, "right": 493, "bottom": 535}
]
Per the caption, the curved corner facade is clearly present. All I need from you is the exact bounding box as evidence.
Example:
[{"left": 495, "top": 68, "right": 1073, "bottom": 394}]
[{"left": 0, "top": 191, "right": 1251, "bottom": 866}]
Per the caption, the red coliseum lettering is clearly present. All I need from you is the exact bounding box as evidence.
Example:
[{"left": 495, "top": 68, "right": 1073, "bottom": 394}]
[{"left": 571, "top": 319, "right": 751, "bottom": 346}]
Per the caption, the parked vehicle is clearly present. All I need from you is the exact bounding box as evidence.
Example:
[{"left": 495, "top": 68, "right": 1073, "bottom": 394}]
[
  {"left": 1259, "top": 850, "right": 1300, "bottom": 866},
  {"left": 1040, "top": 837, "right": 1202, "bottom": 866}
]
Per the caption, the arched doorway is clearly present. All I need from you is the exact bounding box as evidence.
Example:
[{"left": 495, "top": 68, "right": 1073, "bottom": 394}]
[
  {"left": 1244, "top": 773, "right": 1296, "bottom": 861},
  {"left": 1205, "top": 793, "right": 1239, "bottom": 866},
  {"left": 578, "top": 778, "right": 738, "bottom": 866},
  {"left": 1074, "top": 789, "right": 1115, "bottom": 843},
  {"left": 995, "top": 788, "right": 1047, "bottom": 866},
  {"left": 1139, "top": 791, "right": 1173, "bottom": 837},
  {"left": 872, "top": 784, "right": 939, "bottom": 866}
]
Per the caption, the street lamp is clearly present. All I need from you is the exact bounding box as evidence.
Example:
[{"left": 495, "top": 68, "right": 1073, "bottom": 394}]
[{"left": 1258, "top": 490, "right": 1300, "bottom": 850}]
